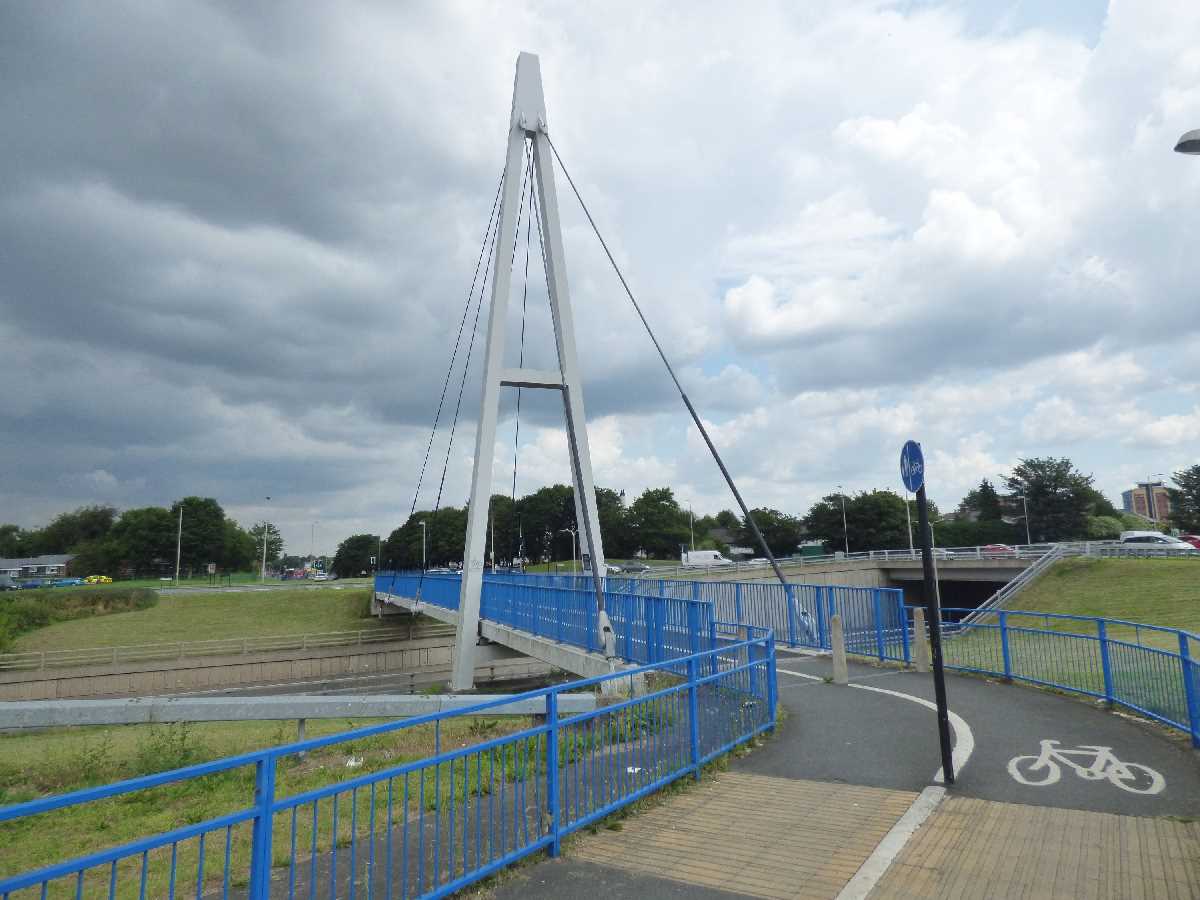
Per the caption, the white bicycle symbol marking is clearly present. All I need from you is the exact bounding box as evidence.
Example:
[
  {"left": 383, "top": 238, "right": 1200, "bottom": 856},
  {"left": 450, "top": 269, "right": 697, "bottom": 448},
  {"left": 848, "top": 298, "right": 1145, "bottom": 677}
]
[{"left": 1007, "top": 740, "right": 1165, "bottom": 795}]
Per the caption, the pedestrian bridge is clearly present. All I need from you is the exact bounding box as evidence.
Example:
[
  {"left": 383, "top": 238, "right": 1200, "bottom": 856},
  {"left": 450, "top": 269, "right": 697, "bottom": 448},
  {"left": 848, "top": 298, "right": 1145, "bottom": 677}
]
[{"left": 373, "top": 571, "right": 909, "bottom": 683}]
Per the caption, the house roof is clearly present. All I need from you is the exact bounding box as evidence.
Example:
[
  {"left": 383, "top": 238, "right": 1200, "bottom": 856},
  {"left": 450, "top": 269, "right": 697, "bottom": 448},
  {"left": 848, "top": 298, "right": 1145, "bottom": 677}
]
[{"left": 0, "top": 554, "right": 75, "bottom": 568}]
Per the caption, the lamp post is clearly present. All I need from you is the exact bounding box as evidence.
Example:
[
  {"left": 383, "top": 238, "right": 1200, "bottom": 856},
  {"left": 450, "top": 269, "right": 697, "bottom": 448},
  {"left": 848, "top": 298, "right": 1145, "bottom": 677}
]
[
  {"left": 174, "top": 505, "right": 183, "bottom": 583},
  {"left": 559, "top": 526, "right": 578, "bottom": 576},
  {"left": 837, "top": 485, "right": 850, "bottom": 554},
  {"left": 904, "top": 489, "right": 915, "bottom": 558},
  {"left": 1175, "top": 129, "right": 1200, "bottom": 155},
  {"left": 685, "top": 499, "right": 695, "bottom": 552},
  {"left": 259, "top": 497, "right": 271, "bottom": 583},
  {"left": 1015, "top": 495, "right": 1032, "bottom": 545},
  {"left": 419, "top": 521, "right": 427, "bottom": 572}
]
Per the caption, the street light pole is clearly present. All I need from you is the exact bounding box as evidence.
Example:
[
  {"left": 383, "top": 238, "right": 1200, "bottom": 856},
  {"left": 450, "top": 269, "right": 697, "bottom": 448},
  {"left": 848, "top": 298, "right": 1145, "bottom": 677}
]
[
  {"left": 1017, "top": 495, "right": 1031, "bottom": 545},
  {"left": 419, "top": 521, "right": 427, "bottom": 572},
  {"left": 688, "top": 501, "right": 695, "bottom": 552},
  {"left": 837, "top": 485, "right": 849, "bottom": 554},
  {"left": 260, "top": 497, "right": 270, "bottom": 583},
  {"left": 905, "top": 490, "right": 914, "bottom": 558},
  {"left": 174, "top": 505, "right": 183, "bottom": 583},
  {"left": 559, "top": 527, "right": 577, "bottom": 575}
]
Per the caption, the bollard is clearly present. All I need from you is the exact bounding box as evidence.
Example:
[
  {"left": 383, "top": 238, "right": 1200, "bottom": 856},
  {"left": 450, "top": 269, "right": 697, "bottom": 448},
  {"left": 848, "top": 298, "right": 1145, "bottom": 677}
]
[
  {"left": 831, "top": 614, "right": 848, "bottom": 685},
  {"left": 913, "top": 607, "right": 930, "bottom": 673}
]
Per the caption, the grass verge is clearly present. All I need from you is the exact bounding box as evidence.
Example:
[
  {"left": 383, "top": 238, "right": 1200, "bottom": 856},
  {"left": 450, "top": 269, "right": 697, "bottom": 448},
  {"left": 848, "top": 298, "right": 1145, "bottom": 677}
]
[{"left": 10, "top": 586, "right": 378, "bottom": 653}]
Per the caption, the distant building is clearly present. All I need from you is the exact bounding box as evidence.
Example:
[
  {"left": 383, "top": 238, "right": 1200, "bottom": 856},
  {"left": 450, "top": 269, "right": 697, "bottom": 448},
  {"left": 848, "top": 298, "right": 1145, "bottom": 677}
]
[
  {"left": 1122, "top": 482, "right": 1173, "bottom": 522},
  {"left": 0, "top": 554, "right": 75, "bottom": 578}
]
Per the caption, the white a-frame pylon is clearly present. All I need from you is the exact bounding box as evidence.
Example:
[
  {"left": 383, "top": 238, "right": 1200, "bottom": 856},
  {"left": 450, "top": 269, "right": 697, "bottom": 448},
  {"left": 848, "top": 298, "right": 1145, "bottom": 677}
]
[{"left": 451, "top": 52, "right": 609, "bottom": 691}]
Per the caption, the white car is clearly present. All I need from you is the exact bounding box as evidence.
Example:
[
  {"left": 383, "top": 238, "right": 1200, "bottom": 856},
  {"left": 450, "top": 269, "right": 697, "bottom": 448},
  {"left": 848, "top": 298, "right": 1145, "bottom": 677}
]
[
  {"left": 311, "top": 572, "right": 329, "bottom": 581},
  {"left": 1119, "top": 532, "right": 1198, "bottom": 553}
]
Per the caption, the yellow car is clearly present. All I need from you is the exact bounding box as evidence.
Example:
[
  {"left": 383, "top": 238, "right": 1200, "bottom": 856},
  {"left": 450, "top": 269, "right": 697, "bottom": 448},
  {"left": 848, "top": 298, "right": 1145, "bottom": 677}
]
[{"left": 83, "top": 575, "right": 113, "bottom": 584}]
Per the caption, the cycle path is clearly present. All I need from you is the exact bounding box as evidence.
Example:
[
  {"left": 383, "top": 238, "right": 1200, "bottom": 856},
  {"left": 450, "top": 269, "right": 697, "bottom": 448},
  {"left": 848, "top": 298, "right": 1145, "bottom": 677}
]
[{"left": 770, "top": 652, "right": 1200, "bottom": 818}]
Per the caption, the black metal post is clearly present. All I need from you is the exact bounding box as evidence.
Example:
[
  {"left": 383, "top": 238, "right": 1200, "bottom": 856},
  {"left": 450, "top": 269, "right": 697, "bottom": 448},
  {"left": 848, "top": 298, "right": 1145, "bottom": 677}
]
[{"left": 917, "top": 484, "right": 954, "bottom": 784}]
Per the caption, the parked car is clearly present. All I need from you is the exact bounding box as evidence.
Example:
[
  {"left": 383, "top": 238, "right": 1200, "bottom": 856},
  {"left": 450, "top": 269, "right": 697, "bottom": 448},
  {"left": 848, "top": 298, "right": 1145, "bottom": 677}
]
[
  {"left": 1118, "top": 532, "right": 1199, "bottom": 553},
  {"left": 52, "top": 578, "right": 83, "bottom": 587},
  {"left": 618, "top": 562, "right": 650, "bottom": 574},
  {"left": 981, "top": 544, "right": 1016, "bottom": 558},
  {"left": 19, "top": 579, "right": 45, "bottom": 589},
  {"left": 311, "top": 572, "right": 329, "bottom": 581},
  {"left": 1181, "top": 535, "right": 1200, "bottom": 550},
  {"left": 83, "top": 574, "right": 112, "bottom": 584},
  {"left": 0, "top": 575, "right": 18, "bottom": 592}
]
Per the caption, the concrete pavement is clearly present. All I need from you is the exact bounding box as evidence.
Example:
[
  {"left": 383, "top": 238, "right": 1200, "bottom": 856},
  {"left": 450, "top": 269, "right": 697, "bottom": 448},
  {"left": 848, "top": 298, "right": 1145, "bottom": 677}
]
[{"left": 487, "top": 654, "right": 1200, "bottom": 899}]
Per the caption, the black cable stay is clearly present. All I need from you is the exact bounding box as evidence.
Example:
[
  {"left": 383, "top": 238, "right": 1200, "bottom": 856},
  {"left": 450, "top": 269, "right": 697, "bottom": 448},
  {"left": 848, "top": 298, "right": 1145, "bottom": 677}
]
[{"left": 543, "top": 133, "right": 792, "bottom": 591}]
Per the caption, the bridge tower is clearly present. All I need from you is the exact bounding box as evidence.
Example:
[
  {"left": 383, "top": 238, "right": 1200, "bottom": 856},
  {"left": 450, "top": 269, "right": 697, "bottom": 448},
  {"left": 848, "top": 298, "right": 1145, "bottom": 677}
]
[{"left": 452, "top": 52, "right": 608, "bottom": 691}]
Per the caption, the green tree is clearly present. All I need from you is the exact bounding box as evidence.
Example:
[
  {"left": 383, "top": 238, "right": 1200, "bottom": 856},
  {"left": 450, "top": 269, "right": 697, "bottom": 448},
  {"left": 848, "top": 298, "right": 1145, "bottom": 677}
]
[
  {"left": 247, "top": 522, "right": 285, "bottom": 565},
  {"left": 804, "top": 489, "right": 934, "bottom": 553},
  {"left": 1002, "top": 457, "right": 1094, "bottom": 542},
  {"left": 382, "top": 507, "right": 467, "bottom": 569},
  {"left": 1168, "top": 464, "right": 1200, "bottom": 533},
  {"left": 169, "top": 498, "right": 227, "bottom": 574},
  {"left": 595, "top": 487, "right": 633, "bottom": 559},
  {"left": 0, "top": 524, "right": 32, "bottom": 558},
  {"left": 714, "top": 509, "right": 741, "bottom": 531},
  {"left": 33, "top": 505, "right": 117, "bottom": 554},
  {"left": 627, "top": 487, "right": 690, "bottom": 559},
  {"left": 960, "top": 479, "right": 1003, "bottom": 520},
  {"left": 221, "top": 519, "right": 258, "bottom": 571},
  {"left": 110, "top": 507, "right": 176, "bottom": 576},
  {"left": 333, "top": 534, "right": 382, "bottom": 577},
  {"left": 739, "top": 508, "right": 803, "bottom": 557},
  {"left": 66, "top": 538, "right": 123, "bottom": 577}
]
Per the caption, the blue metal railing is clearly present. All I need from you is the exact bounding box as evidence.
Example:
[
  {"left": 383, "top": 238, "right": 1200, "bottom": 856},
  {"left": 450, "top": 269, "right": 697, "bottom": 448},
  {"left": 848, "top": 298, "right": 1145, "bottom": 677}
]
[
  {"left": 925, "top": 608, "right": 1200, "bottom": 747},
  {"left": 0, "top": 628, "right": 776, "bottom": 900},
  {"left": 408, "top": 570, "right": 906, "bottom": 656}
]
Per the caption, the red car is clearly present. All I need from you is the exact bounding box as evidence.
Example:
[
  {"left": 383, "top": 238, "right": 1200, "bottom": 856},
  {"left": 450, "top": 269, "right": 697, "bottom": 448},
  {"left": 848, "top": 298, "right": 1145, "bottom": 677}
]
[
  {"left": 981, "top": 544, "right": 1017, "bottom": 558},
  {"left": 1182, "top": 535, "right": 1200, "bottom": 550}
]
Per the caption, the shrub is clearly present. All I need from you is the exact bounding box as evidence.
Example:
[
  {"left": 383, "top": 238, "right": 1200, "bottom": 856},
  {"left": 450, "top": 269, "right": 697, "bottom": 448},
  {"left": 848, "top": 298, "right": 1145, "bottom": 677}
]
[{"left": 0, "top": 588, "right": 158, "bottom": 648}]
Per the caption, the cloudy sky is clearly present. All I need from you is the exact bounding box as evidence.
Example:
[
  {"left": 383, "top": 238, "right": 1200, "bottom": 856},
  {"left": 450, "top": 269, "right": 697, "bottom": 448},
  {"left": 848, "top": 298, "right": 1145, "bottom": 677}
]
[{"left": 3, "top": 1, "right": 1199, "bottom": 555}]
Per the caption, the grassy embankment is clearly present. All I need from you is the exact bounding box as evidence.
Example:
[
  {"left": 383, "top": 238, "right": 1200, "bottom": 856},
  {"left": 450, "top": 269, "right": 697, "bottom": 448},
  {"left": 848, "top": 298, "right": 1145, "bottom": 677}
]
[
  {"left": 9, "top": 585, "right": 379, "bottom": 652},
  {"left": 944, "top": 557, "right": 1200, "bottom": 698}
]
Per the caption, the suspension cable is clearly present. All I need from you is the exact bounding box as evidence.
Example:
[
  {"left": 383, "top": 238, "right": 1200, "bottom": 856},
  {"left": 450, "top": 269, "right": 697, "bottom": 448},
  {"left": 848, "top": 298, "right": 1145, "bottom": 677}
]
[
  {"left": 407, "top": 169, "right": 505, "bottom": 523},
  {"left": 425, "top": 140, "right": 533, "bottom": 579},
  {"left": 543, "top": 133, "right": 792, "bottom": 591}
]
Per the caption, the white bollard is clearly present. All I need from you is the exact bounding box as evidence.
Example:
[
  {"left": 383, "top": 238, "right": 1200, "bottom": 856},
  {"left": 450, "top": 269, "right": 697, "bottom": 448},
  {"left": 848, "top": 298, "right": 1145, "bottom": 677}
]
[
  {"left": 913, "top": 607, "right": 930, "bottom": 673},
  {"left": 831, "top": 614, "right": 848, "bottom": 685}
]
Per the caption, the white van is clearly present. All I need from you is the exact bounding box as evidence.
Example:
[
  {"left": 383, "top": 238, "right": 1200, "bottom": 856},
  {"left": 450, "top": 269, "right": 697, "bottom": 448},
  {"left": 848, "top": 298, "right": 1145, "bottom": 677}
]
[{"left": 681, "top": 550, "right": 734, "bottom": 568}]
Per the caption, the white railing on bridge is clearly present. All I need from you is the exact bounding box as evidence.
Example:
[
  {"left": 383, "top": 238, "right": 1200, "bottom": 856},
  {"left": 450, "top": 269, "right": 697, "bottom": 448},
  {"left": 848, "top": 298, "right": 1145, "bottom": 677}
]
[{"left": 634, "top": 540, "right": 1197, "bottom": 577}]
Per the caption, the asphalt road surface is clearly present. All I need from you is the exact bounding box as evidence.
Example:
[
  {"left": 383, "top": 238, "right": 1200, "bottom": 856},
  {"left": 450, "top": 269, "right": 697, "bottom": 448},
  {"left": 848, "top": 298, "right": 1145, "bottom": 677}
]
[{"left": 769, "top": 651, "right": 1200, "bottom": 818}]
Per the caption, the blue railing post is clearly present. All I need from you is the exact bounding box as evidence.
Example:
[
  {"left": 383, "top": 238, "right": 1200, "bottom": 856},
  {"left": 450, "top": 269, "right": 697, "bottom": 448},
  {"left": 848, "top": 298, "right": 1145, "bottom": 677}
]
[
  {"left": 1098, "top": 619, "right": 1114, "bottom": 706},
  {"left": 555, "top": 590, "right": 563, "bottom": 643},
  {"left": 708, "top": 617, "right": 718, "bottom": 675},
  {"left": 872, "top": 589, "right": 885, "bottom": 661},
  {"left": 687, "top": 655, "right": 702, "bottom": 781},
  {"left": 785, "top": 584, "right": 797, "bottom": 647},
  {"left": 734, "top": 582, "right": 744, "bottom": 624},
  {"left": 248, "top": 754, "right": 277, "bottom": 900},
  {"left": 766, "top": 633, "right": 778, "bottom": 730},
  {"left": 546, "top": 691, "right": 561, "bottom": 855},
  {"left": 692, "top": 580, "right": 701, "bottom": 603},
  {"left": 1179, "top": 633, "right": 1200, "bottom": 749},
  {"left": 687, "top": 600, "right": 700, "bottom": 656},
  {"left": 1000, "top": 611, "right": 1012, "bottom": 680},
  {"left": 815, "top": 586, "right": 828, "bottom": 649}
]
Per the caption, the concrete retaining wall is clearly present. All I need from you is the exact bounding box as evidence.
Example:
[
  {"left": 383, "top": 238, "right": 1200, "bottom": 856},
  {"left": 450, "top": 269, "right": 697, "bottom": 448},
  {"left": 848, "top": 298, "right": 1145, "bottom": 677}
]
[{"left": 0, "top": 636, "right": 542, "bottom": 701}]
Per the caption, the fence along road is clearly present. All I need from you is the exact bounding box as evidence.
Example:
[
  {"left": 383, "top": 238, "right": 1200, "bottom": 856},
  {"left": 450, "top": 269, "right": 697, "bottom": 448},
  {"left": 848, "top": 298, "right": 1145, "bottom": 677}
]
[{"left": 0, "top": 618, "right": 777, "bottom": 900}]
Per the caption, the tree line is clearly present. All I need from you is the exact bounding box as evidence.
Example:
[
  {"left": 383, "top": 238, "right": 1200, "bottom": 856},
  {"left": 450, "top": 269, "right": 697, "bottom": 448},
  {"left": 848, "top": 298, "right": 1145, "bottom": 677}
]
[
  {"left": 0, "top": 498, "right": 284, "bottom": 578},
  {"left": 336, "top": 458, "right": 1200, "bottom": 572}
]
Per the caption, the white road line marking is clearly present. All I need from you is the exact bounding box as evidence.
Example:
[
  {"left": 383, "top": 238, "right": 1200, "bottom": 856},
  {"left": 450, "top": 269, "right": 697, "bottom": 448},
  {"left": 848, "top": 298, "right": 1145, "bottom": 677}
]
[
  {"left": 849, "top": 683, "right": 974, "bottom": 784},
  {"left": 775, "top": 665, "right": 975, "bottom": 783},
  {"left": 835, "top": 785, "right": 946, "bottom": 900}
]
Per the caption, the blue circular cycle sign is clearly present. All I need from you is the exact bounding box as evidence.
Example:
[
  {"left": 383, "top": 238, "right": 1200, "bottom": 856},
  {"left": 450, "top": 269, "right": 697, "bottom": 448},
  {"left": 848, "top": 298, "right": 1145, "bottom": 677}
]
[{"left": 900, "top": 440, "right": 925, "bottom": 493}]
